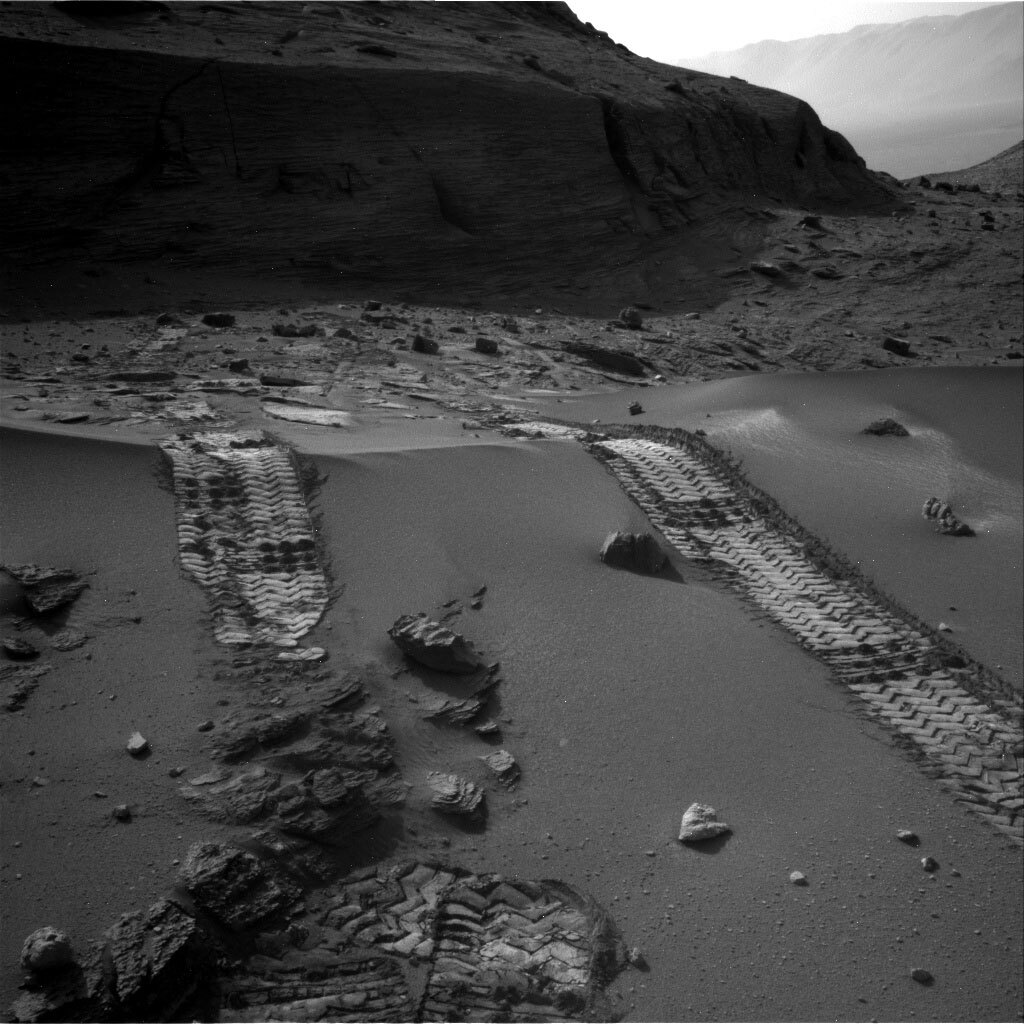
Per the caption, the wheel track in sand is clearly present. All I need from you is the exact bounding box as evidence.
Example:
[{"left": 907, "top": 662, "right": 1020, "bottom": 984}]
[
  {"left": 159, "top": 430, "right": 328, "bottom": 648},
  {"left": 513, "top": 422, "right": 1023, "bottom": 843}
]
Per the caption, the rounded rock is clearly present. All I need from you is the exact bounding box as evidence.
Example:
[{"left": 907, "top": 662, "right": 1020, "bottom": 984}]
[
  {"left": 921, "top": 856, "right": 939, "bottom": 872},
  {"left": 789, "top": 870, "right": 808, "bottom": 886},
  {"left": 910, "top": 967, "right": 933, "bottom": 985},
  {"left": 20, "top": 927, "right": 74, "bottom": 973}
]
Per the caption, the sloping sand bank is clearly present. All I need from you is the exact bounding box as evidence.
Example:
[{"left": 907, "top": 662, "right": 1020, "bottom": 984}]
[{"left": 1, "top": 422, "right": 1021, "bottom": 1021}]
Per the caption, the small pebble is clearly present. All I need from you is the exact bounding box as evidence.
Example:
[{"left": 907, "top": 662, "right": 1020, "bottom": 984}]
[
  {"left": 921, "top": 856, "right": 939, "bottom": 872},
  {"left": 197, "top": 720, "right": 214, "bottom": 733},
  {"left": 113, "top": 805, "right": 131, "bottom": 822},
  {"left": 896, "top": 829, "right": 920, "bottom": 845},
  {"left": 789, "top": 871, "right": 808, "bottom": 886},
  {"left": 910, "top": 968, "right": 933, "bottom": 984}
]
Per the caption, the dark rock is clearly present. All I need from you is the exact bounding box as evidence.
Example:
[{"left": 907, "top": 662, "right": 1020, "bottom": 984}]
[
  {"left": 921, "top": 856, "right": 939, "bottom": 872},
  {"left": 749, "top": 260, "right": 783, "bottom": 277},
  {"left": 106, "top": 370, "right": 176, "bottom": 382},
  {"left": 565, "top": 341, "right": 645, "bottom": 376},
  {"left": 155, "top": 313, "right": 186, "bottom": 327},
  {"left": 882, "top": 336, "right": 915, "bottom": 357},
  {"left": 599, "top": 531, "right": 667, "bottom": 574},
  {"left": 678, "top": 802, "right": 731, "bottom": 842},
  {"left": 619, "top": 305, "right": 643, "bottom": 329},
  {"left": 226, "top": 358, "right": 250, "bottom": 374},
  {"left": 628, "top": 401, "right": 644, "bottom": 416},
  {"left": 412, "top": 333, "right": 439, "bottom": 354},
  {"left": 474, "top": 336, "right": 499, "bottom": 355},
  {"left": 863, "top": 417, "right": 910, "bottom": 437},
  {"left": 112, "top": 804, "right": 131, "bottom": 822},
  {"left": 922, "top": 497, "right": 974, "bottom": 536},
  {"left": 179, "top": 841, "right": 301, "bottom": 930},
  {"left": 798, "top": 214, "right": 824, "bottom": 229},
  {"left": 811, "top": 264, "right": 843, "bottom": 279},
  {"left": 2, "top": 662, "right": 49, "bottom": 712},
  {"left": 196, "top": 719, "right": 214, "bottom": 732},
  {"left": 388, "top": 614, "right": 482, "bottom": 674},
  {"left": 356, "top": 43, "right": 398, "bottom": 57},
  {"left": 201, "top": 313, "right": 235, "bottom": 328},
  {"left": 272, "top": 322, "right": 318, "bottom": 338},
  {"left": 427, "top": 771, "right": 485, "bottom": 818},
  {"left": 911, "top": 968, "right": 934, "bottom": 984},
  {"left": 259, "top": 373, "right": 310, "bottom": 387},
  {"left": 896, "top": 829, "right": 920, "bottom": 846},
  {"left": 363, "top": 299, "right": 382, "bottom": 310},
  {"left": 2, "top": 636, "right": 39, "bottom": 660},
  {"left": 789, "top": 870, "right": 808, "bottom": 886},
  {"left": 20, "top": 927, "right": 74, "bottom": 973},
  {"left": 2, "top": 564, "right": 87, "bottom": 614}
]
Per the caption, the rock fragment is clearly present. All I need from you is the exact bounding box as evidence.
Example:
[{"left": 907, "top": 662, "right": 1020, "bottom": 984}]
[
  {"left": 600, "top": 531, "right": 667, "bottom": 574},
  {"left": 678, "top": 802, "right": 731, "bottom": 843},
  {"left": 565, "top": 340, "right": 646, "bottom": 376},
  {"left": 628, "top": 400, "right": 644, "bottom": 415},
  {"left": 475, "top": 336, "right": 499, "bottom": 354},
  {"left": 479, "top": 748, "right": 520, "bottom": 786},
  {"left": 1, "top": 564, "right": 87, "bottom": 614},
  {"left": 619, "top": 306, "right": 643, "bottom": 329},
  {"left": 921, "top": 856, "right": 939, "bottom": 872},
  {"left": 2, "top": 637, "right": 39, "bottom": 660},
  {"left": 863, "top": 417, "right": 910, "bottom": 436},
  {"left": 882, "top": 336, "right": 915, "bottom": 357},
  {"left": 20, "top": 927, "right": 74, "bottom": 973},
  {"left": 896, "top": 829, "right": 920, "bottom": 846},
  {"left": 113, "top": 804, "right": 132, "bottom": 822},
  {"left": 789, "top": 870, "right": 808, "bottom": 886},
  {"left": 388, "top": 614, "right": 482, "bottom": 674},
  {"left": 911, "top": 967, "right": 934, "bottom": 984},
  {"left": 750, "top": 260, "right": 783, "bottom": 277},
  {"left": 922, "top": 497, "right": 974, "bottom": 536},
  {"left": 126, "top": 731, "right": 149, "bottom": 757},
  {"left": 427, "top": 771, "right": 485, "bottom": 818},
  {"left": 412, "top": 333, "right": 439, "bottom": 354},
  {"left": 201, "top": 313, "right": 235, "bottom": 328}
]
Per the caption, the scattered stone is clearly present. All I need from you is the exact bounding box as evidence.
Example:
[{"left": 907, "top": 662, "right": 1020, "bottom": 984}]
[
  {"left": 275, "top": 645, "right": 328, "bottom": 661},
  {"left": 882, "top": 336, "right": 915, "bottom": 358},
  {"left": 2, "top": 637, "right": 39, "bottom": 660},
  {"left": 271, "top": 322, "right": 317, "bottom": 338},
  {"left": 863, "top": 417, "right": 910, "bottom": 437},
  {"left": 155, "top": 312, "right": 186, "bottom": 327},
  {"left": 388, "top": 614, "right": 483, "bottom": 674},
  {"left": 412, "top": 333, "right": 439, "bottom": 355},
  {"left": 427, "top": 771, "right": 485, "bottom": 818},
  {"left": 196, "top": 720, "right": 214, "bottom": 732},
  {"left": 201, "top": 313, "right": 235, "bottom": 328},
  {"left": 619, "top": 306, "right": 643, "bottom": 329},
  {"left": 599, "top": 531, "right": 667, "bottom": 574},
  {"left": 749, "top": 260, "right": 783, "bottom": 277},
  {"left": 896, "top": 830, "right": 920, "bottom": 846},
  {"left": 479, "top": 749, "right": 520, "bottom": 786},
  {"left": 51, "top": 629, "right": 88, "bottom": 652},
  {"left": 20, "top": 927, "right": 74, "bottom": 974},
  {"left": 910, "top": 967, "right": 934, "bottom": 985},
  {"left": 922, "top": 497, "right": 974, "bottom": 536},
  {"left": 475, "top": 719, "right": 501, "bottom": 737},
  {"left": 921, "top": 856, "right": 939, "bottom": 872},
  {"left": 227, "top": 358, "right": 250, "bottom": 374},
  {"left": 626, "top": 946, "right": 649, "bottom": 970},
  {"left": 258, "top": 373, "right": 311, "bottom": 387},
  {"left": 811, "top": 265, "right": 843, "bottom": 280},
  {"left": 937, "top": 622, "right": 953, "bottom": 632},
  {"left": 107, "top": 370, "right": 176, "bottom": 383},
  {"left": 798, "top": 214, "right": 824, "bottom": 230},
  {"left": 113, "top": 804, "right": 132, "bottom": 822},
  {"left": 565, "top": 341, "right": 646, "bottom": 376},
  {"left": 475, "top": 336, "right": 499, "bottom": 355},
  {"left": 168, "top": 767, "right": 185, "bottom": 778},
  {"left": 363, "top": 299, "right": 382, "bottom": 311},
  {"left": 261, "top": 402, "right": 352, "bottom": 427},
  {"left": 628, "top": 401, "right": 644, "bottom": 415},
  {"left": 126, "top": 731, "right": 149, "bottom": 757},
  {"left": 789, "top": 870, "right": 808, "bottom": 886},
  {"left": 2, "top": 663, "right": 48, "bottom": 711},
  {"left": 678, "top": 802, "right": 731, "bottom": 843},
  {"left": 1, "top": 564, "right": 87, "bottom": 614}
]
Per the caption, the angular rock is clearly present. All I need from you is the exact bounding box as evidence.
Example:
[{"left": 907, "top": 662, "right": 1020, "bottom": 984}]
[
  {"left": 155, "top": 313, "right": 186, "bottom": 327},
  {"left": 474, "top": 336, "right": 499, "bottom": 355},
  {"left": 126, "top": 731, "right": 149, "bottom": 757},
  {"left": 412, "top": 333, "right": 439, "bottom": 354},
  {"left": 479, "top": 749, "right": 520, "bottom": 787},
  {"left": 51, "top": 629, "right": 88, "bottom": 652},
  {"left": 678, "top": 802, "right": 731, "bottom": 843},
  {"left": 20, "top": 927, "right": 74, "bottom": 973},
  {"left": 388, "top": 614, "right": 483, "bottom": 674},
  {"left": 2, "top": 662, "right": 49, "bottom": 712},
  {"left": 750, "top": 260, "right": 783, "bottom": 277},
  {"left": 922, "top": 497, "right": 974, "bottom": 536},
  {"left": 179, "top": 841, "right": 301, "bottom": 931},
  {"left": 107, "top": 370, "right": 176, "bottom": 383},
  {"left": 599, "top": 531, "right": 667, "bottom": 574},
  {"left": 565, "top": 341, "right": 646, "bottom": 376},
  {"left": 262, "top": 402, "right": 352, "bottom": 427},
  {"left": 427, "top": 771, "right": 485, "bottom": 818},
  {"left": 896, "top": 829, "right": 920, "bottom": 846},
  {"left": 921, "top": 856, "right": 939, "bottom": 872},
  {"left": 863, "top": 417, "right": 909, "bottom": 437},
  {"left": 789, "top": 870, "right": 808, "bottom": 886},
  {"left": 113, "top": 804, "right": 131, "bottom": 822},
  {"left": 2, "top": 636, "right": 39, "bottom": 660},
  {"left": 882, "top": 335, "right": 915, "bottom": 357},
  {"left": 911, "top": 968, "right": 934, "bottom": 984},
  {"left": 259, "top": 373, "right": 311, "bottom": 387},
  {"left": 271, "top": 322, "right": 318, "bottom": 338},
  {"left": 2, "top": 564, "right": 87, "bottom": 614},
  {"left": 628, "top": 401, "right": 644, "bottom": 416}
]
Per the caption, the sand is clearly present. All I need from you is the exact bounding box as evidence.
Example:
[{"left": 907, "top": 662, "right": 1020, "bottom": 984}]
[{"left": 1, "top": 411, "right": 1022, "bottom": 1021}]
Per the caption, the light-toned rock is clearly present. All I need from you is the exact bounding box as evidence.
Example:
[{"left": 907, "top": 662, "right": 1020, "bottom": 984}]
[
  {"left": 126, "top": 731, "right": 149, "bottom": 756},
  {"left": 479, "top": 749, "right": 520, "bottom": 786},
  {"left": 789, "top": 870, "right": 808, "bottom": 886},
  {"left": 678, "top": 802, "right": 731, "bottom": 843}
]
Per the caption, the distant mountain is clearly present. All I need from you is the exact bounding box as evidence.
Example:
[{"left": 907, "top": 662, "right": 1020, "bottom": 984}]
[
  {"left": 922, "top": 139, "right": 1024, "bottom": 192},
  {"left": 677, "top": 2, "right": 1024, "bottom": 178}
]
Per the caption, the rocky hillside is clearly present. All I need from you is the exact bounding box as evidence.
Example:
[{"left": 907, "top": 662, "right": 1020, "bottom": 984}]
[
  {"left": 678, "top": 2, "right": 1024, "bottom": 179},
  {"left": 0, "top": 0, "right": 897, "bottom": 315},
  {"left": 921, "top": 140, "right": 1024, "bottom": 195}
]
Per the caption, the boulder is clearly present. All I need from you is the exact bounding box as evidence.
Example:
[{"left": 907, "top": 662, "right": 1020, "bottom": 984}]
[
  {"left": 678, "top": 802, "right": 731, "bottom": 843},
  {"left": 427, "top": 771, "right": 485, "bottom": 818},
  {"left": 1, "top": 564, "right": 87, "bottom": 614},
  {"left": 126, "top": 731, "right": 149, "bottom": 757},
  {"left": 475, "top": 336, "right": 499, "bottom": 354},
  {"left": 479, "top": 749, "right": 520, "bottom": 787},
  {"left": 619, "top": 306, "right": 643, "bottom": 329},
  {"left": 863, "top": 417, "right": 909, "bottom": 436},
  {"left": 201, "top": 313, "right": 235, "bottom": 328},
  {"left": 388, "top": 614, "right": 483, "bottom": 674},
  {"left": 599, "top": 531, "right": 667, "bottom": 574},
  {"left": 271, "top": 322, "right": 318, "bottom": 338},
  {"left": 628, "top": 401, "right": 644, "bottom": 416},
  {"left": 412, "top": 333, "right": 440, "bottom": 354},
  {"left": 564, "top": 341, "right": 646, "bottom": 376},
  {"left": 20, "top": 927, "right": 74, "bottom": 973},
  {"left": 922, "top": 497, "right": 974, "bottom": 536},
  {"left": 882, "top": 336, "right": 915, "bottom": 357}
]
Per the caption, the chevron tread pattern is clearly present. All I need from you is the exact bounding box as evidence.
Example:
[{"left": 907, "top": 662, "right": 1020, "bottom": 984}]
[
  {"left": 588, "top": 434, "right": 1022, "bottom": 843},
  {"left": 160, "top": 431, "right": 328, "bottom": 647}
]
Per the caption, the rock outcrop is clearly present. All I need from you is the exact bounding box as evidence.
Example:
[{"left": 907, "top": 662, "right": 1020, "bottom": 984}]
[
  {"left": 1, "top": 565, "right": 87, "bottom": 615},
  {"left": 863, "top": 417, "right": 910, "bottom": 436},
  {"left": 388, "top": 614, "right": 483, "bottom": 674},
  {"left": 427, "top": 771, "right": 485, "bottom": 819},
  {"left": 0, "top": 2, "right": 897, "bottom": 315},
  {"left": 922, "top": 497, "right": 975, "bottom": 537}
]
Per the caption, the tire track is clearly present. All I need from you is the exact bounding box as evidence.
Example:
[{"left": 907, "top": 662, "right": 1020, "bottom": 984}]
[{"left": 160, "top": 430, "right": 328, "bottom": 648}]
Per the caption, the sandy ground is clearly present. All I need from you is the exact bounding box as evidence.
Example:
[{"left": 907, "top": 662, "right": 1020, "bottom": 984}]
[{"left": 1, "top": 415, "right": 1022, "bottom": 1022}]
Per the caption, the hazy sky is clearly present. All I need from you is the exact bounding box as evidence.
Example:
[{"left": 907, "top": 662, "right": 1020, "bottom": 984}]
[{"left": 565, "top": 1, "right": 1008, "bottom": 63}]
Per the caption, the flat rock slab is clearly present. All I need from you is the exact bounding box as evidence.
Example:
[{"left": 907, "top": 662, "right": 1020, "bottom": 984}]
[
  {"left": 388, "top": 614, "right": 482, "bottom": 674},
  {"left": 262, "top": 402, "right": 353, "bottom": 427},
  {"left": 2, "top": 564, "right": 87, "bottom": 614},
  {"left": 427, "top": 771, "right": 485, "bottom": 818}
]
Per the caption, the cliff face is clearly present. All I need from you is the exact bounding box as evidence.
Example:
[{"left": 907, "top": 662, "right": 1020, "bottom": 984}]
[{"left": 0, "top": 1, "right": 898, "bottom": 313}]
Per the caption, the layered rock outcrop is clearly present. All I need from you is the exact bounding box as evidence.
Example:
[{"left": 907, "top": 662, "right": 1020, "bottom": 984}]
[{"left": 0, "top": 1, "right": 897, "bottom": 313}]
